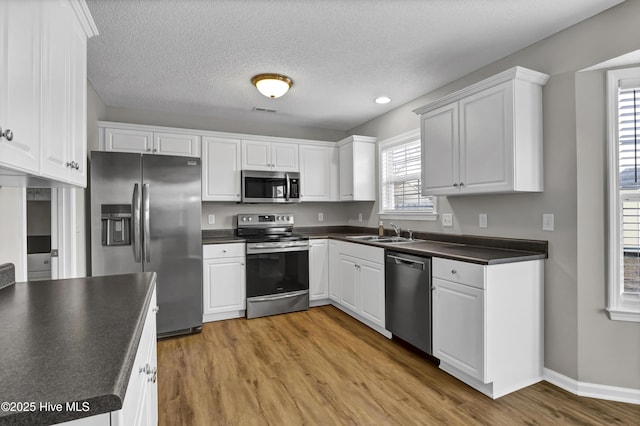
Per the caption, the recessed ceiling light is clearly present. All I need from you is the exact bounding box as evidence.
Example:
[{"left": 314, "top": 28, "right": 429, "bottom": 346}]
[{"left": 375, "top": 96, "right": 391, "bottom": 104}]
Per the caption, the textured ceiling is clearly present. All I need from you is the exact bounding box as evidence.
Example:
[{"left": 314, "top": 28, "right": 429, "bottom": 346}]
[{"left": 86, "top": 0, "right": 625, "bottom": 132}]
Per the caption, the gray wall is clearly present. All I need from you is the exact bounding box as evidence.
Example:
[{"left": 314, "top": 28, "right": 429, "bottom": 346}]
[{"left": 350, "top": 0, "right": 640, "bottom": 389}]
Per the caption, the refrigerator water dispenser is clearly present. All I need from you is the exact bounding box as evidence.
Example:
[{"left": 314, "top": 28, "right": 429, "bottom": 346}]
[{"left": 101, "top": 204, "right": 132, "bottom": 246}]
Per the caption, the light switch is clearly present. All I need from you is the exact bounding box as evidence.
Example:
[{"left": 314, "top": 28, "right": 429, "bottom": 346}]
[
  {"left": 442, "top": 213, "right": 453, "bottom": 227},
  {"left": 318, "top": 212, "right": 324, "bottom": 222},
  {"left": 208, "top": 214, "right": 215, "bottom": 225},
  {"left": 542, "top": 213, "right": 554, "bottom": 231},
  {"left": 479, "top": 213, "right": 488, "bottom": 228},
  {"left": 358, "top": 213, "right": 363, "bottom": 222}
]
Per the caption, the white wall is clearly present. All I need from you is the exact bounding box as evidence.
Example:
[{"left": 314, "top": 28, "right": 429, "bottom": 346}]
[
  {"left": 0, "top": 188, "right": 25, "bottom": 280},
  {"left": 349, "top": 0, "right": 640, "bottom": 389}
]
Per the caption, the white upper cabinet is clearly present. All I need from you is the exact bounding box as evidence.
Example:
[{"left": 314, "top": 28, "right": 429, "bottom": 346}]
[
  {"left": 241, "top": 139, "right": 298, "bottom": 172},
  {"left": 153, "top": 132, "right": 200, "bottom": 157},
  {"left": 102, "top": 126, "right": 200, "bottom": 158},
  {"left": 104, "top": 128, "right": 153, "bottom": 153},
  {"left": 415, "top": 66, "right": 549, "bottom": 196},
  {"left": 299, "top": 144, "right": 339, "bottom": 202},
  {"left": 0, "top": 0, "right": 42, "bottom": 175},
  {"left": 202, "top": 136, "right": 241, "bottom": 201},
  {"left": 338, "top": 135, "right": 377, "bottom": 201},
  {"left": 0, "top": 0, "right": 96, "bottom": 186},
  {"left": 40, "top": 0, "right": 89, "bottom": 186}
]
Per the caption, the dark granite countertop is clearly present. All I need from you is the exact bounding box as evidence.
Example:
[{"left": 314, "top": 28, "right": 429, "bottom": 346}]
[
  {"left": 0, "top": 272, "right": 156, "bottom": 426},
  {"left": 298, "top": 226, "right": 547, "bottom": 265},
  {"left": 201, "top": 226, "right": 547, "bottom": 264}
]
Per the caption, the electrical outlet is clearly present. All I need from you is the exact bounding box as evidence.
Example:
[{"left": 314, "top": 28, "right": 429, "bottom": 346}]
[
  {"left": 208, "top": 214, "right": 215, "bottom": 225},
  {"left": 442, "top": 213, "right": 453, "bottom": 227},
  {"left": 479, "top": 213, "right": 488, "bottom": 228},
  {"left": 542, "top": 213, "right": 554, "bottom": 231},
  {"left": 358, "top": 213, "right": 363, "bottom": 222},
  {"left": 318, "top": 212, "right": 324, "bottom": 222}
]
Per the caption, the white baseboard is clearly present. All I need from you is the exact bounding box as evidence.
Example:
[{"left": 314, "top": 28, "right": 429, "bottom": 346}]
[
  {"left": 544, "top": 368, "right": 640, "bottom": 405},
  {"left": 330, "top": 301, "right": 392, "bottom": 338}
]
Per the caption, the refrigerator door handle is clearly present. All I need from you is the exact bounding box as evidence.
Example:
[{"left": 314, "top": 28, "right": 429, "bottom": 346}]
[
  {"left": 143, "top": 183, "right": 151, "bottom": 263},
  {"left": 132, "top": 183, "right": 142, "bottom": 263}
]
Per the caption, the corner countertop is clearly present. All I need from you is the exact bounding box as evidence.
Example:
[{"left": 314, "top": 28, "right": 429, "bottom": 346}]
[{"left": 0, "top": 272, "right": 156, "bottom": 426}]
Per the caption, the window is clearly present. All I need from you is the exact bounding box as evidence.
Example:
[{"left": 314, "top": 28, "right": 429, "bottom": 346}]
[
  {"left": 378, "top": 129, "right": 435, "bottom": 219},
  {"left": 606, "top": 67, "right": 640, "bottom": 322}
]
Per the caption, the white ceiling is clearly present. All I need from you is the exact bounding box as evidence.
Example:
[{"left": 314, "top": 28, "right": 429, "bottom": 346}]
[{"left": 86, "top": 0, "right": 625, "bottom": 132}]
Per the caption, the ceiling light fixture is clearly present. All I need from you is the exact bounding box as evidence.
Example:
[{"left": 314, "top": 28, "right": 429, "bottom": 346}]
[
  {"left": 251, "top": 73, "right": 293, "bottom": 99},
  {"left": 375, "top": 96, "right": 391, "bottom": 104}
]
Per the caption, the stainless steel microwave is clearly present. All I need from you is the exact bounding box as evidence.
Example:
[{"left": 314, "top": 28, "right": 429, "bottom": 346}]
[{"left": 241, "top": 170, "right": 301, "bottom": 203}]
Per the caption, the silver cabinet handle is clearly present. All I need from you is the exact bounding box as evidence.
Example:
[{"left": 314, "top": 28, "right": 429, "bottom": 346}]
[
  {"left": 453, "top": 183, "right": 459, "bottom": 187},
  {"left": 148, "top": 367, "right": 157, "bottom": 383},
  {"left": 139, "top": 363, "right": 151, "bottom": 374},
  {"left": 459, "top": 182, "right": 465, "bottom": 187},
  {"left": 0, "top": 127, "right": 13, "bottom": 141},
  {"left": 451, "top": 269, "right": 457, "bottom": 274},
  {"left": 146, "top": 147, "right": 152, "bottom": 152}
]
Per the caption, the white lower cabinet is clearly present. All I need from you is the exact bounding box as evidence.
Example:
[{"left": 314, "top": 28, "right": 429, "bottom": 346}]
[
  {"left": 59, "top": 288, "right": 158, "bottom": 426},
  {"left": 202, "top": 243, "right": 246, "bottom": 322},
  {"left": 309, "top": 239, "right": 330, "bottom": 305},
  {"left": 432, "top": 257, "right": 543, "bottom": 399},
  {"left": 111, "top": 287, "right": 158, "bottom": 426},
  {"left": 328, "top": 240, "right": 388, "bottom": 336}
]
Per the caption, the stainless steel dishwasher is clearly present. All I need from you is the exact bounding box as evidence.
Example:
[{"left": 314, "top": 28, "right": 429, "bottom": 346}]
[{"left": 385, "top": 250, "right": 432, "bottom": 355}]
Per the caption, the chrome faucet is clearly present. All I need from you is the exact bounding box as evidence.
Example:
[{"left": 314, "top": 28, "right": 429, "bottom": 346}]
[{"left": 390, "top": 222, "right": 401, "bottom": 237}]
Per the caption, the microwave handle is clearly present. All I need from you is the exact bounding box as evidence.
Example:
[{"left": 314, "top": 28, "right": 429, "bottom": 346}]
[{"left": 285, "top": 172, "right": 290, "bottom": 201}]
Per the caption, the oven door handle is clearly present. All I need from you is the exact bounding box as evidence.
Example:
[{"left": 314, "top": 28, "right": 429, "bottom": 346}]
[
  {"left": 249, "top": 290, "right": 309, "bottom": 303},
  {"left": 246, "top": 245, "right": 309, "bottom": 254}
]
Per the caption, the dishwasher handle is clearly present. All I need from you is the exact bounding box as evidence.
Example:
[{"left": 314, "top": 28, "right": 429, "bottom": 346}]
[{"left": 387, "top": 254, "right": 425, "bottom": 270}]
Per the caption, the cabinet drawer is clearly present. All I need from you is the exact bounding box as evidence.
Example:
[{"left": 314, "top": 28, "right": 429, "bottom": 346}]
[
  {"left": 203, "top": 243, "right": 245, "bottom": 259},
  {"left": 432, "top": 257, "right": 485, "bottom": 289}
]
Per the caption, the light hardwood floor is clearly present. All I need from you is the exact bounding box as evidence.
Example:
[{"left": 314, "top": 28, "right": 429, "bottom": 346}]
[{"left": 158, "top": 305, "right": 639, "bottom": 425}]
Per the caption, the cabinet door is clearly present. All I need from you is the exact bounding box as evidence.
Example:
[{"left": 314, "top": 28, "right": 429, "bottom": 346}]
[
  {"left": 359, "top": 259, "right": 385, "bottom": 327},
  {"left": 203, "top": 257, "right": 246, "bottom": 315},
  {"left": 202, "top": 137, "right": 241, "bottom": 201},
  {"left": 339, "top": 255, "right": 359, "bottom": 312},
  {"left": 339, "top": 143, "right": 354, "bottom": 200},
  {"left": 154, "top": 132, "right": 200, "bottom": 157},
  {"left": 66, "top": 11, "right": 88, "bottom": 186},
  {"left": 40, "top": 0, "right": 73, "bottom": 183},
  {"left": 241, "top": 140, "right": 271, "bottom": 170},
  {"left": 309, "top": 240, "right": 329, "bottom": 300},
  {"left": 432, "top": 278, "right": 485, "bottom": 382},
  {"left": 459, "top": 82, "right": 513, "bottom": 194},
  {"left": 271, "top": 142, "right": 298, "bottom": 171},
  {"left": 104, "top": 128, "right": 153, "bottom": 153},
  {"left": 421, "top": 103, "right": 459, "bottom": 195},
  {"left": 328, "top": 241, "right": 340, "bottom": 302},
  {"left": 300, "top": 145, "right": 332, "bottom": 201},
  {"left": 41, "top": 0, "right": 88, "bottom": 186},
  {"left": 0, "top": 0, "right": 41, "bottom": 174}
]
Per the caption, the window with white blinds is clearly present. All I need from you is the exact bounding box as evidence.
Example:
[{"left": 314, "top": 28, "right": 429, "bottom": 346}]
[
  {"left": 606, "top": 67, "right": 640, "bottom": 322},
  {"left": 380, "top": 137, "right": 434, "bottom": 213}
]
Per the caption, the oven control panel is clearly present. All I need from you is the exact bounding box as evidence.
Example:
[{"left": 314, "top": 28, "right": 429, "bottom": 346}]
[{"left": 237, "top": 213, "right": 294, "bottom": 227}]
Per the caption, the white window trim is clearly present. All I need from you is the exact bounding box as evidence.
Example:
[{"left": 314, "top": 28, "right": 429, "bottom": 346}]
[
  {"left": 606, "top": 67, "right": 640, "bottom": 322},
  {"left": 377, "top": 129, "right": 437, "bottom": 221}
]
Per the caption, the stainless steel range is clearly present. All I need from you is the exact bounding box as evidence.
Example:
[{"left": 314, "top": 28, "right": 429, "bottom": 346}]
[{"left": 237, "top": 213, "right": 309, "bottom": 319}]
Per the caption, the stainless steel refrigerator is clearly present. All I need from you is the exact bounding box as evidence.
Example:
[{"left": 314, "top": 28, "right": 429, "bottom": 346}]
[{"left": 90, "top": 151, "right": 202, "bottom": 337}]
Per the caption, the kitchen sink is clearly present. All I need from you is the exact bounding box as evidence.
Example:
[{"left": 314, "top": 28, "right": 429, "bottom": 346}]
[{"left": 345, "top": 235, "right": 420, "bottom": 244}]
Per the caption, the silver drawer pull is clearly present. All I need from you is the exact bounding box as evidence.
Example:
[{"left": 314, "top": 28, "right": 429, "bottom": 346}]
[{"left": 451, "top": 269, "right": 457, "bottom": 274}]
